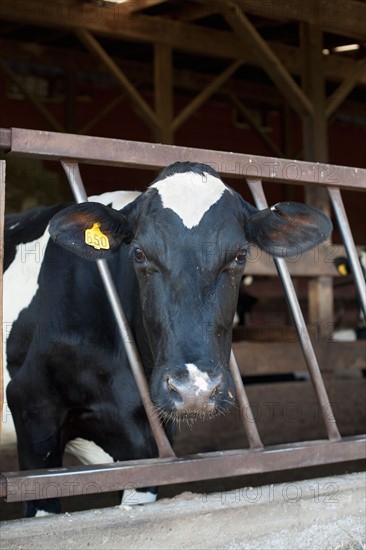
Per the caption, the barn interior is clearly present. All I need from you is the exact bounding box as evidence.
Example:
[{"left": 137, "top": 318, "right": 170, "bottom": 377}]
[{"left": 0, "top": 0, "right": 365, "bottom": 523}]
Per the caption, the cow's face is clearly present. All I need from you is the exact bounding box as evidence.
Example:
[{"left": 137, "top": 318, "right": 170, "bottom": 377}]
[{"left": 50, "top": 162, "right": 332, "bottom": 421}]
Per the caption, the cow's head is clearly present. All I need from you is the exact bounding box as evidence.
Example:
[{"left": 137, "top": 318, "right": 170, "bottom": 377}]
[{"left": 49, "top": 162, "right": 332, "bottom": 421}]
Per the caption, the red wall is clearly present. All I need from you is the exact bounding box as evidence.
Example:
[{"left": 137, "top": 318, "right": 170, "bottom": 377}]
[{"left": 1, "top": 82, "right": 365, "bottom": 242}]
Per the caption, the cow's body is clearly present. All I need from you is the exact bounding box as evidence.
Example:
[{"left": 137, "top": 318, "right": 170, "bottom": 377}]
[
  {"left": 2, "top": 162, "right": 332, "bottom": 517},
  {"left": 2, "top": 191, "right": 148, "bottom": 513}
]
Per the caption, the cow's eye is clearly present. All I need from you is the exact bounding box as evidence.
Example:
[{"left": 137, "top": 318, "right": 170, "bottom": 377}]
[
  {"left": 134, "top": 247, "right": 146, "bottom": 263},
  {"left": 235, "top": 250, "right": 247, "bottom": 265}
]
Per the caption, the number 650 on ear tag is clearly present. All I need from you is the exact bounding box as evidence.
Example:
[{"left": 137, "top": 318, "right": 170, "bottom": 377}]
[{"left": 85, "top": 222, "right": 110, "bottom": 250}]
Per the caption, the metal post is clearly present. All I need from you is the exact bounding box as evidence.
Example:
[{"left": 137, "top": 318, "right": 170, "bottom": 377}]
[
  {"left": 229, "top": 351, "right": 263, "bottom": 449},
  {"left": 61, "top": 161, "right": 175, "bottom": 459},
  {"left": 246, "top": 177, "right": 341, "bottom": 442},
  {"left": 328, "top": 187, "right": 366, "bottom": 320}
]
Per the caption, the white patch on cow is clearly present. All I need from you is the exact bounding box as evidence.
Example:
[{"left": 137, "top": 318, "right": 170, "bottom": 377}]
[
  {"left": 65, "top": 438, "right": 114, "bottom": 465},
  {"left": 186, "top": 363, "right": 210, "bottom": 394},
  {"left": 121, "top": 489, "right": 157, "bottom": 506},
  {"left": 2, "top": 229, "right": 51, "bottom": 447},
  {"left": 88, "top": 190, "right": 140, "bottom": 211},
  {"left": 9, "top": 222, "right": 20, "bottom": 230},
  {"left": 151, "top": 171, "right": 226, "bottom": 229},
  {"left": 35, "top": 510, "right": 52, "bottom": 517}
]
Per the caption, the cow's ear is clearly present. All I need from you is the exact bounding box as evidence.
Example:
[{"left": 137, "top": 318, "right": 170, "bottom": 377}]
[
  {"left": 49, "top": 202, "right": 133, "bottom": 260},
  {"left": 245, "top": 201, "right": 332, "bottom": 258}
]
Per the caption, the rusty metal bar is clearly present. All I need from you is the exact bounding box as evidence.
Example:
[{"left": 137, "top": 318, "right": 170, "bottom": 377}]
[
  {"left": 61, "top": 161, "right": 175, "bottom": 459},
  {"left": 1, "top": 435, "right": 364, "bottom": 502},
  {"left": 1, "top": 128, "right": 365, "bottom": 191},
  {"left": 229, "top": 351, "right": 263, "bottom": 449},
  {"left": 246, "top": 177, "right": 341, "bottom": 442},
  {"left": 328, "top": 187, "right": 366, "bottom": 320}
]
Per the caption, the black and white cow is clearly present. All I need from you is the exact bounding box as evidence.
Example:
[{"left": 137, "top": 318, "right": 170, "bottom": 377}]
[{"left": 2, "top": 162, "right": 332, "bottom": 517}]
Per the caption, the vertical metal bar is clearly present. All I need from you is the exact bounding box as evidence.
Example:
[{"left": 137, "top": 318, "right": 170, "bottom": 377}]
[
  {"left": 229, "top": 351, "right": 263, "bottom": 449},
  {"left": 246, "top": 177, "right": 341, "bottom": 442},
  {"left": 61, "top": 161, "right": 175, "bottom": 459},
  {"left": 328, "top": 187, "right": 366, "bottom": 320}
]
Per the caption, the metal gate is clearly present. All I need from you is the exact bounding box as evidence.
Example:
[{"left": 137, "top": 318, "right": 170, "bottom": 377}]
[{"left": 0, "top": 128, "right": 365, "bottom": 505}]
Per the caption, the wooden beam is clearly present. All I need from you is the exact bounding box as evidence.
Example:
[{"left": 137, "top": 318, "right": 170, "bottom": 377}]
[
  {"left": 1, "top": 0, "right": 364, "bottom": 43},
  {"left": 172, "top": 59, "right": 242, "bottom": 131},
  {"left": 2, "top": 36, "right": 365, "bottom": 90},
  {"left": 229, "top": 95, "right": 284, "bottom": 157},
  {"left": 300, "top": 23, "right": 333, "bottom": 333},
  {"left": 0, "top": 58, "right": 64, "bottom": 132},
  {"left": 224, "top": 6, "right": 313, "bottom": 117},
  {"left": 172, "top": 4, "right": 219, "bottom": 22},
  {"left": 119, "top": 0, "right": 169, "bottom": 14},
  {"left": 301, "top": 25, "right": 328, "bottom": 164},
  {"left": 225, "top": 0, "right": 366, "bottom": 41},
  {"left": 326, "top": 58, "right": 366, "bottom": 119},
  {"left": 154, "top": 43, "right": 173, "bottom": 144},
  {"left": 77, "top": 93, "right": 127, "bottom": 135},
  {"left": 232, "top": 341, "right": 366, "bottom": 376},
  {"left": 0, "top": 5, "right": 365, "bottom": 85},
  {"left": 75, "top": 29, "right": 159, "bottom": 132},
  {"left": 80, "top": 0, "right": 169, "bottom": 17}
]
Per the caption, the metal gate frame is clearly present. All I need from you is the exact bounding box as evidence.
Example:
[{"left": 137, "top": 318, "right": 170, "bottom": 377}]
[{"left": 0, "top": 128, "right": 365, "bottom": 504}]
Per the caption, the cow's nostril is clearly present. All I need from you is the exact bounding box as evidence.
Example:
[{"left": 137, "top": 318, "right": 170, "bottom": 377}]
[
  {"left": 167, "top": 377, "right": 179, "bottom": 394},
  {"left": 210, "top": 385, "right": 219, "bottom": 399}
]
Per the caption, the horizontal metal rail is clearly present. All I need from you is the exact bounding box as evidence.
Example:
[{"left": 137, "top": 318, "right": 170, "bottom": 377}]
[
  {"left": 1, "top": 436, "right": 365, "bottom": 502},
  {"left": 0, "top": 128, "right": 365, "bottom": 190}
]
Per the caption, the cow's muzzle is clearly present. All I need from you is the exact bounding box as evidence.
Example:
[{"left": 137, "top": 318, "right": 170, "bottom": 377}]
[{"left": 151, "top": 364, "right": 235, "bottom": 422}]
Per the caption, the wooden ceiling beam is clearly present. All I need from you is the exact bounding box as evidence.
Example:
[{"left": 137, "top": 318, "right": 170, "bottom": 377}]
[
  {"left": 224, "top": 6, "right": 313, "bottom": 117},
  {"left": 0, "top": 58, "right": 64, "bottom": 132},
  {"left": 120, "top": 0, "right": 170, "bottom": 14},
  {"left": 78, "top": 0, "right": 169, "bottom": 17},
  {"left": 326, "top": 58, "right": 366, "bottom": 119},
  {"left": 1, "top": 2, "right": 365, "bottom": 98},
  {"left": 1, "top": 37, "right": 364, "bottom": 87},
  {"left": 172, "top": 59, "right": 242, "bottom": 131},
  {"left": 1, "top": 1, "right": 364, "bottom": 63},
  {"left": 75, "top": 28, "right": 159, "bottom": 131},
  {"left": 229, "top": 95, "right": 284, "bottom": 157},
  {"left": 218, "top": 0, "right": 366, "bottom": 41},
  {"left": 170, "top": 4, "right": 219, "bottom": 22}
]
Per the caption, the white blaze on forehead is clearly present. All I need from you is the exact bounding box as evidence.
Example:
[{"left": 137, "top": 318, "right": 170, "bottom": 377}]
[
  {"left": 186, "top": 363, "right": 210, "bottom": 393},
  {"left": 151, "top": 171, "right": 226, "bottom": 229}
]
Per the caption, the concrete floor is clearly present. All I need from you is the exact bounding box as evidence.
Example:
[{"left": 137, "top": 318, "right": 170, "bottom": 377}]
[{"left": 1, "top": 472, "right": 365, "bottom": 550}]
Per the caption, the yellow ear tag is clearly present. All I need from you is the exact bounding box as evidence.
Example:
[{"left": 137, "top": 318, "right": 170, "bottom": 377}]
[
  {"left": 85, "top": 222, "right": 110, "bottom": 250},
  {"left": 338, "top": 264, "right": 348, "bottom": 276}
]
